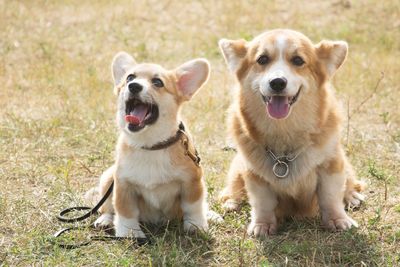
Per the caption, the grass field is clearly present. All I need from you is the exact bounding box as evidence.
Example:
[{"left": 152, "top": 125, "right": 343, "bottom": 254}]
[{"left": 1, "top": 0, "right": 399, "bottom": 266}]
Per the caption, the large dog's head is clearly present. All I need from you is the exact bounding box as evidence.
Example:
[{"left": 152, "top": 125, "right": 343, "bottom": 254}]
[
  {"left": 111, "top": 52, "right": 209, "bottom": 141},
  {"left": 219, "top": 29, "right": 348, "bottom": 120}
]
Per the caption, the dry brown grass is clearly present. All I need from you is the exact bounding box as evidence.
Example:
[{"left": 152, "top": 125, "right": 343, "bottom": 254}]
[{"left": 1, "top": 0, "right": 399, "bottom": 266}]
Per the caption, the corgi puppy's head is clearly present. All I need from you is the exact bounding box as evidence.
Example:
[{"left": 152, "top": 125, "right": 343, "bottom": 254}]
[
  {"left": 219, "top": 29, "right": 348, "bottom": 120},
  {"left": 111, "top": 52, "right": 210, "bottom": 146}
]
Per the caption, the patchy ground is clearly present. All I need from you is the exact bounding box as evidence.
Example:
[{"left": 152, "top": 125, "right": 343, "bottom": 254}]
[{"left": 0, "top": 0, "right": 399, "bottom": 266}]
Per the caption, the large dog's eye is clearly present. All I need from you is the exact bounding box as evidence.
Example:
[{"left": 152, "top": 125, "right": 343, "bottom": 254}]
[
  {"left": 291, "top": 56, "right": 305, "bottom": 66},
  {"left": 126, "top": 74, "right": 136, "bottom": 82},
  {"left": 257, "top": 55, "right": 270, "bottom": 65},
  {"left": 152, "top": 78, "right": 164, "bottom": 88}
]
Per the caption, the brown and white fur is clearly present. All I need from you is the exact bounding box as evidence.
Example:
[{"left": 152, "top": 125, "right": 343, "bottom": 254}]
[
  {"left": 92, "top": 52, "right": 211, "bottom": 238},
  {"left": 218, "top": 29, "right": 365, "bottom": 237}
]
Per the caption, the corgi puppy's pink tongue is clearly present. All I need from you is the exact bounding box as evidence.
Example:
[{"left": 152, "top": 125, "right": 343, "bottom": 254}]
[
  {"left": 267, "top": 96, "right": 290, "bottom": 119},
  {"left": 124, "top": 104, "right": 149, "bottom": 125}
]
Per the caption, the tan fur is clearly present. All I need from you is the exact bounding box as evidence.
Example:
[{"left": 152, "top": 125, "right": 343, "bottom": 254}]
[
  {"left": 219, "top": 29, "right": 365, "bottom": 236},
  {"left": 112, "top": 137, "right": 202, "bottom": 222},
  {"left": 91, "top": 53, "right": 211, "bottom": 238}
]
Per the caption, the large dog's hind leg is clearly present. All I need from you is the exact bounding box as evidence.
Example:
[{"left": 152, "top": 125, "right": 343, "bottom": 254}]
[{"left": 343, "top": 159, "right": 366, "bottom": 208}]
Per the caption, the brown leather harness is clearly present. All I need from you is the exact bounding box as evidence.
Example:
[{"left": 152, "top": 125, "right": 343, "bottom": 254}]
[{"left": 142, "top": 122, "right": 201, "bottom": 166}]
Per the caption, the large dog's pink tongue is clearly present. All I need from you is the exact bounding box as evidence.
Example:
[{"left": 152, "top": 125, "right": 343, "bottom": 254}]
[
  {"left": 267, "top": 96, "right": 290, "bottom": 119},
  {"left": 125, "top": 104, "right": 149, "bottom": 126}
]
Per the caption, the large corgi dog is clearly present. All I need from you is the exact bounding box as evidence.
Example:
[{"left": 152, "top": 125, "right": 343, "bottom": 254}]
[
  {"left": 219, "top": 29, "right": 365, "bottom": 237},
  {"left": 92, "top": 52, "right": 211, "bottom": 238}
]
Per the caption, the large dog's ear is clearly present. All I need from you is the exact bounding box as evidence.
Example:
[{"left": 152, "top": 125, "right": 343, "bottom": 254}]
[
  {"left": 315, "top": 40, "right": 348, "bottom": 78},
  {"left": 218, "top": 38, "right": 248, "bottom": 73},
  {"left": 111, "top": 51, "right": 136, "bottom": 86},
  {"left": 175, "top": 58, "right": 210, "bottom": 101}
]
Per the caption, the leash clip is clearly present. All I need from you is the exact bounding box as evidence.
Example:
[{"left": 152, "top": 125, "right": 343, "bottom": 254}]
[{"left": 181, "top": 133, "right": 201, "bottom": 166}]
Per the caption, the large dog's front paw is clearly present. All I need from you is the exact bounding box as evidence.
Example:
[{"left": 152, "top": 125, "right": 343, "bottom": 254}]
[
  {"left": 247, "top": 221, "right": 277, "bottom": 237},
  {"left": 184, "top": 218, "right": 208, "bottom": 233},
  {"left": 323, "top": 214, "right": 358, "bottom": 231},
  {"left": 94, "top": 213, "right": 113, "bottom": 229},
  {"left": 222, "top": 199, "right": 241, "bottom": 212}
]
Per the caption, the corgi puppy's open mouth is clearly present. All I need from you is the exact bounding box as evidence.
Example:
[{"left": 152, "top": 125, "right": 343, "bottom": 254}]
[
  {"left": 124, "top": 97, "right": 159, "bottom": 131},
  {"left": 262, "top": 86, "right": 302, "bottom": 119}
]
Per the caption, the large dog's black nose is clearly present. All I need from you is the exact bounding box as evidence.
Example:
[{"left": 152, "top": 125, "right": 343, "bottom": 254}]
[
  {"left": 128, "top": 82, "right": 143, "bottom": 94},
  {"left": 269, "top": 77, "right": 287, "bottom": 92}
]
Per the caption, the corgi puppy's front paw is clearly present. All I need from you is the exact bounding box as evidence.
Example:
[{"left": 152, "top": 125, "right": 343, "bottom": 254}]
[
  {"left": 183, "top": 218, "right": 208, "bottom": 233},
  {"left": 114, "top": 215, "right": 146, "bottom": 239},
  {"left": 207, "top": 210, "right": 223, "bottom": 223},
  {"left": 94, "top": 213, "right": 113, "bottom": 229},
  {"left": 247, "top": 221, "right": 278, "bottom": 238}
]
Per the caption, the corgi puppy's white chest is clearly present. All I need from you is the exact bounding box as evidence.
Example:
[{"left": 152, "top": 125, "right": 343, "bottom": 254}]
[{"left": 116, "top": 148, "right": 186, "bottom": 189}]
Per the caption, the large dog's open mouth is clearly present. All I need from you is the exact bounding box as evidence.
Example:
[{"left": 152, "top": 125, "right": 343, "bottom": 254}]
[
  {"left": 124, "top": 98, "right": 159, "bottom": 132},
  {"left": 262, "top": 87, "right": 302, "bottom": 119}
]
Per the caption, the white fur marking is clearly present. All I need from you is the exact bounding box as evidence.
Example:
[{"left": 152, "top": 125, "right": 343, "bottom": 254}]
[
  {"left": 276, "top": 35, "right": 287, "bottom": 60},
  {"left": 114, "top": 214, "right": 146, "bottom": 238}
]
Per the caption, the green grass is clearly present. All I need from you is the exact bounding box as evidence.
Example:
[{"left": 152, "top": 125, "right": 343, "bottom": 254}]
[{"left": 1, "top": 0, "right": 399, "bottom": 266}]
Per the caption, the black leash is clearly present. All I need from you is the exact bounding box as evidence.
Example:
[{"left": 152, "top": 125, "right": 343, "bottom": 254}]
[
  {"left": 53, "top": 224, "right": 148, "bottom": 249},
  {"left": 53, "top": 181, "right": 149, "bottom": 248},
  {"left": 57, "top": 181, "right": 114, "bottom": 223}
]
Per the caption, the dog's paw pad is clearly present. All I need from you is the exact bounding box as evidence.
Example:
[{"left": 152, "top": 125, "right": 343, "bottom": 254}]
[{"left": 247, "top": 222, "right": 277, "bottom": 238}]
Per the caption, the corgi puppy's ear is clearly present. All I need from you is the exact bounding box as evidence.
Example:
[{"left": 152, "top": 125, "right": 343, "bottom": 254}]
[
  {"left": 175, "top": 59, "right": 210, "bottom": 101},
  {"left": 315, "top": 41, "right": 348, "bottom": 78},
  {"left": 218, "top": 38, "right": 248, "bottom": 73},
  {"left": 112, "top": 51, "right": 136, "bottom": 88}
]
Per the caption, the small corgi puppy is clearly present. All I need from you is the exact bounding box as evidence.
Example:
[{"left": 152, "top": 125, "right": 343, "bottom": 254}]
[
  {"left": 218, "top": 29, "right": 365, "bottom": 237},
  {"left": 92, "top": 52, "right": 211, "bottom": 238}
]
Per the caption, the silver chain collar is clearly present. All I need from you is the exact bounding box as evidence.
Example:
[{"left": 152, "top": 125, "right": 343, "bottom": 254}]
[{"left": 266, "top": 149, "right": 303, "bottom": 178}]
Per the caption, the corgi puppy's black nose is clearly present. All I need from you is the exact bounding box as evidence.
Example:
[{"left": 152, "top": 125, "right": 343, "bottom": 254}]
[
  {"left": 269, "top": 77, "right": 287, "bottom": 92},
  {"left": 128, "top": 82, "right": 143, "bottom": 94}
]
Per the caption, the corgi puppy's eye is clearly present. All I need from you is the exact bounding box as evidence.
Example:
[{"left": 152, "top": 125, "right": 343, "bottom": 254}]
[
  {"left": 126, "top": 74, "right": 136, "bottom": 82},
  {"left": 152, "top": 78, "right": 164, "bottom": 88},
  {"left": 291, "top": 56, "right": 305, "bottom": 66},
  {"left": 257, "top": 55, "right": 270, "bottom": 65}
]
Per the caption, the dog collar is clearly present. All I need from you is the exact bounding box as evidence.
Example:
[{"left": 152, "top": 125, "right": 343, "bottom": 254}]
[
  {"left": 266, "top": 148, "right": 303, "bottom": 178},
  {"left": 141, "top": 122, "right": 201, "bottom": 166}
]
